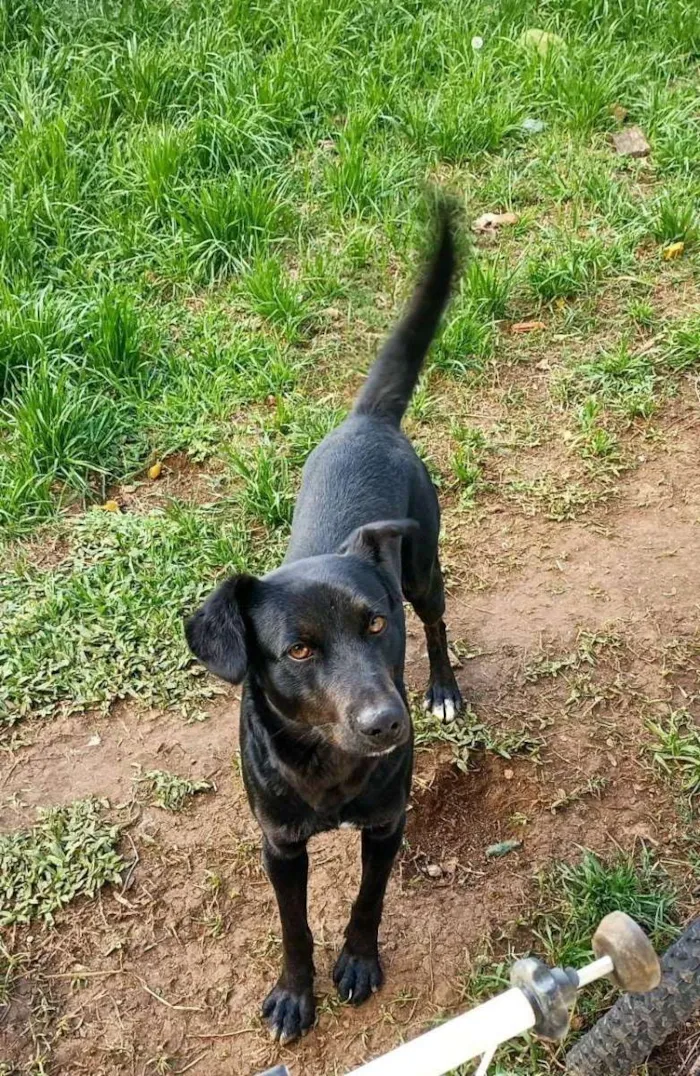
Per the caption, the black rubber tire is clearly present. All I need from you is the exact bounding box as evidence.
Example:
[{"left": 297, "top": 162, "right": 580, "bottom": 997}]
[{"left": 566, "top": 919, "right": 700, "bottom": 1076}]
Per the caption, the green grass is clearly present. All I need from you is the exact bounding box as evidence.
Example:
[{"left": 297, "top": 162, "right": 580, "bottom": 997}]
[
  {"left": 0, "top": 799, "right": 124, "bottom": 927},
  {"left": 0, "top": 0, "right": 698, "bottom": 536}
]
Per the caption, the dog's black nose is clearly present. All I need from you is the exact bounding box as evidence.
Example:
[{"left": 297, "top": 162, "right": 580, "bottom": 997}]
[{"left": 356, "top": 706, "right": 406, "bottom": 745}]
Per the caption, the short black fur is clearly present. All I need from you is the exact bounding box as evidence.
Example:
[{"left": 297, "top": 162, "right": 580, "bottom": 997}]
[{"left": 185, "top": 206, "right": 464, "bottom": 1043}]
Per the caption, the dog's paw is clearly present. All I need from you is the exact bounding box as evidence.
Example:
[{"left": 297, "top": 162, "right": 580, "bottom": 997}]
[
  {"left": 261, "top": 981, "right": 315, "bottom": 1044},
  {"left": 333, "top": 946, "right": 383, "bottom": 1005},
  {"left": 423, "top": 679, "right": 463, "bottom": 722}
]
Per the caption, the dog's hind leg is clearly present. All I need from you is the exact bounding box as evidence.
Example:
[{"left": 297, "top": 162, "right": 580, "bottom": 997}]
[
  {"left": 333, "top": 818, "right": 404, "bottom": 1005},
  {"left": 408, "top": 558, "right": 463, "bottom": 722}
]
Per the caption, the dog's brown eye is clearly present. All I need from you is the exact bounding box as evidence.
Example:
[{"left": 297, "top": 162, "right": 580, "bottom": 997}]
[
  {"left": 288, "top": 642, "right": 313, "bottom": 661},
  {"left": 368, "top": 615, "right": 386, "bottom": 635}
]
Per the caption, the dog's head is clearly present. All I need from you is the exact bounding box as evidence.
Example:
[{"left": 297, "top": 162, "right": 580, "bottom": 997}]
[{"left": 185, "top": 520, "right": 416, "bottom": 757}]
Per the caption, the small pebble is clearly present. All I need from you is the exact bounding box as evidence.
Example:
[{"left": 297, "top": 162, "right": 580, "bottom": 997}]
[
  {"left": 486, "top": 840, "right": 522, "bottom": 859},
  {"left": 612, "top": 126, "right": 650, "bottom": 158},
  {"left": 521, "top": 117, "right": 546, "bottom": 134},
  {"left": 518, "top": 28, "right": 566, "bottom": 56}
]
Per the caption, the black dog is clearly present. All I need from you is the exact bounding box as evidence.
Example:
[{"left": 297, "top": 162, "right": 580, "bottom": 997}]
[{"left": 185, "top": 211, "right": 463, "bottom": 1043}]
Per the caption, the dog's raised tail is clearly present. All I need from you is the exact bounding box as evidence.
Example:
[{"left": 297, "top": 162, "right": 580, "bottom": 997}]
[{"left": 353, "top": 208, "right": 456, "bottom": 427}]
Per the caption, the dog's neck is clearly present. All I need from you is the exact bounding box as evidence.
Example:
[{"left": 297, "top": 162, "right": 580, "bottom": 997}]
[{"left": 247, "top": 677, "right": 381, "bottom": 812}]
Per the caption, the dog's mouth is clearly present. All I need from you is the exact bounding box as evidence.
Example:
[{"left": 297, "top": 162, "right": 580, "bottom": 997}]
[{"left": 367, "top": 742, "right": 402, "bottom": 757}]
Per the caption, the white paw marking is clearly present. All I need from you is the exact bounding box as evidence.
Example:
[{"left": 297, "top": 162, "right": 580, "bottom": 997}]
[{"left": 430, "top": 698, "right": 456, "bottom": 722}]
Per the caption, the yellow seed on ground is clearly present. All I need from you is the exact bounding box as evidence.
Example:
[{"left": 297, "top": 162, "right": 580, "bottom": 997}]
[
  {"left": 148, "top": 461, "right": 163, "bottom": 480},
  {"left": 663, "top": 241, "right": 685, "bottom": 260},
  {"left": 102, "top": 500, "right": 120, "bottom": 512}
]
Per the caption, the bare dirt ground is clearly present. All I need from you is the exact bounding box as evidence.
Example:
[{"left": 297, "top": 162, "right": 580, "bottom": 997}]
[{"left": 2, "top": 397, "right": 700, "bottom": 1076}]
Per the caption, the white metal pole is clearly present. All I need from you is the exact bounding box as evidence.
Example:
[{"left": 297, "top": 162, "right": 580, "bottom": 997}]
[
  {"left": 343, "top": 953, "right": 617, "bottom": 1076},
  {"left": 576, "top": 956, "right": 613, "bottom": 989},
  {"left": 345, "top": 987, "right": 536, "bottom": 1076}
]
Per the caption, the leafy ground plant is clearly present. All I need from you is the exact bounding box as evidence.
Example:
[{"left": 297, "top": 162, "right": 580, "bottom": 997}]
[
  {"left": 413, "top": 705, "right": 543, "bottom": 772},
  {"left": 0, "top": 799, "right": 123, "bottom": 927},
  {"left": 648, "top": 709, "right": 700, "bottom": 796},
  {"left": 137, "top": 769, "right": 215, "bottom": 811},
  {"left": 0, "top": 503, "right": 276, "bottom": 725}
]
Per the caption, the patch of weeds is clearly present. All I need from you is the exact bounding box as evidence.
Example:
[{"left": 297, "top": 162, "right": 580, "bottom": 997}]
[
  {"left": 528, "top": 235, "right": 614, "bottom": 302},
  {"left": 579, "top": 425, "right": 621, "bottom": 465},
  {"left": 175, "top": 173, "right": 290, "bottom": 282},
  {"left": 431, "top": 299, "right": 494, "bottom": 378},
  {"left": 525, "top": 630, "right": 622, "bottom": 681},
  {"left": 324, "top": 124, "right": 413, "bottom": 222},
  {"left": 0, "top": 362, "right": 139, "bottom": 533},
  {"left": 532, "top": 848, "right": 679, "bottom": 970},
  {"left": 558, "top": 340, "right": 659, "bottom": 419},
  {"left": 228, "top": 439, "right": 295, "bottom": 530},
  {"left": 242, "top": 256, "right": 314, "bottom": 342},
  {"left": 627, "top": 298, "right": 656, "bottom": 329},
  {"left": 0, "top": 938, "right": 26, "bottom": 1008},
  {"left": 450, "top": 425, "right": 490, "bottom": 507},
  {"left": 137, "top": 769, "right": 215, "bottom": 811},
  {"left": 414, "top": 708, "right": 543, "bottom": 773},
  {"left": 0, "top": 503, "right": 274, "bottom": 725},
  {"left": 576, "top": 165, "right": 641, "bottom": 228},
  {"left": 574, "top": 398, "right": 622, "bottom": 468},
  {"left": 0, "top": 289, "right": 161, "bottom": 533},
  {"left": 507, "top": 474, "right": 609, "bottom": 522},
  {"left": 7, "top": 364, "right": 131, "bottom": 485},
  {"left": 463, "top": 260, "right": 513, "bottom": 320},
  {"left": 399, "top": 70, "right": 522, "bottom": 162},
  {"left": 460, "top": 949, "right": 515, "bottom": 1006},
  {"left": 668, "top": 314, "right": 700, "bottom": 371},
  {"left": 195, "top": 870, "right": 229, "bottom": 939},
  {"left": 647, "top": 190, "right": 699, "bottom": 247},
  {"left": 0, "top": 799, "right": 123, "bottom": 926},
  {"left": 546, "top": 775, "right": 608, "bottom": 814},
  {"left": 276, "top": 400, "right": 345, "bottom": 468},
  {"left": 407, "top": 377, "right": 438, "bottom": 423},
  {"left": 647, "top": 709, "right": 700, "bottom": 795}
]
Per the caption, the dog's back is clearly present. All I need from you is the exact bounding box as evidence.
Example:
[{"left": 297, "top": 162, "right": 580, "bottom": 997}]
[{"left": 285, "top": 214, "right": 455, "bottom": 564}]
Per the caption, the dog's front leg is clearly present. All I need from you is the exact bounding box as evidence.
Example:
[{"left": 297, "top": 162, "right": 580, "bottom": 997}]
[
  {"left": 262, "top": 837, "right": 315, "bottom": 1043},
  {"left": 333, "top": 816, "right": 405, "bottom": 1005}
]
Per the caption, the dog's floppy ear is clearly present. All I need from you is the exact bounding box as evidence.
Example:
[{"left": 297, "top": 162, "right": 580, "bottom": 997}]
[
  {"left": 184, "top": 575, "right": 255, "bottom": 684},
  {"left": 339, "top": 518, "right": 419, "bottom": 573}
]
